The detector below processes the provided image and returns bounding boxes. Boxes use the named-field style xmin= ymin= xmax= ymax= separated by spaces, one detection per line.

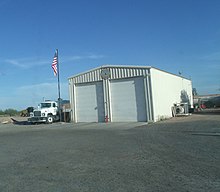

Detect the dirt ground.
xmin=0 ymin=116 xmax=27 ymax=123
xmin=0 ymin=109 xmax=219 ymax=192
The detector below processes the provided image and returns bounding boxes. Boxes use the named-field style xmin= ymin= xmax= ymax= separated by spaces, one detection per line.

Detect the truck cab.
xmin=28 ymin=101 xmax=59 ymax=123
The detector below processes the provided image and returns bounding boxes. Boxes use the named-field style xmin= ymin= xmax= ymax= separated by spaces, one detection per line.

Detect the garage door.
xmin=110 ymin=77 xmax=147 ymax=122
xmin=75 ymin=82 xmax=105 ymax=122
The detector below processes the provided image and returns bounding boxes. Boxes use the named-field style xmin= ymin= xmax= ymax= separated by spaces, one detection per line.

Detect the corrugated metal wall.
xmin=70 ymin=66 xmax=151 ymax=84
xmin=68 ymin=66 xmax=152 ymax=122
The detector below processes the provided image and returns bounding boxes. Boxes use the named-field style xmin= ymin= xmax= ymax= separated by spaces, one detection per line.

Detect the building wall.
xmin=68 ymin=66 xmax=193 ymax=123
xmin=69 ymin=66 xmax=152 ymax=122
xmin=150 ymin=68 xmax=193 ymax=121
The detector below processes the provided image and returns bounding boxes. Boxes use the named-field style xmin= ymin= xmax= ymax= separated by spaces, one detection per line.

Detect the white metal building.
xmin=68 ymin=65 xmax=193 ymax=123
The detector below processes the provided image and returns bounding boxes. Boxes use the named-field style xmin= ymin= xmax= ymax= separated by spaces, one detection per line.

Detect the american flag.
xmin=51 ymin=51 xmax=58 ymax=76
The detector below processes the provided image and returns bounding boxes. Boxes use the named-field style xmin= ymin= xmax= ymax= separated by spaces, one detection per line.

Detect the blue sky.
xmin=0 ymin=0 xmax=219 ymax=110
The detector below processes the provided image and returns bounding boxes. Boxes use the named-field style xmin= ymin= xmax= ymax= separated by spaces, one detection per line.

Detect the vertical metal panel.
xmin=120 ymin=68 xmax=123 ymax=78
xmin=147 ymin=72 xmax=154 ymax=121
xmin=102 ymin=79 xmax=107 ymax=121
xmin=132 ymin=69 xmax=136 ymax=76
xmin=87 ymin=73 xmax=90 ymax=82
xmin=68 ymin=79 xmax=74 ymax=122
xmin=128 ymin=68 xmax=132 ymax=77
xmin=102 ymin=79 xmax=111 ymax=122
xmin=122 ymin=68 xmax=124 ymax=78
xmin=143 ymin=69 xmax=147 ymax=77
xmin=86 ymin=73 xmax=89 ymax=82
xmin=115 ymin=68 xmax=119 ymax=79
xmin=88 ymin=72 xmax=91 ymax=82
xmin=130 ymin=69 xmax=133 ymax=76
xmin=94 ymin=70 xmax=97 ymax=81
xmin=110 ymin=68 xmax=113 ymax=79
xmin=143 ymin=77 xmax=149 ymax=122
xmin=124 ymin=68 xmax=128 ymax=77
xmin=118 ymin=69 xmax=121 ymax=78
xmin=106 ymin=79 xmax=112 ymax=122
xmin=92 ymin=71 xmax=95 ymax=82
xmin=143 ymin=71 xmax=154 ymax=122
xmin=139 ymin=69 xmax=142 ymax=76
xmin=73 ymin=83 xmax=77 ymax=122
xmin=113 ymin=68 xmax=116 ymax=79
xmin=90 ymin=71 xmax=93 ymax=82
xmin=96 ymin=69 xmax=100 ymax=81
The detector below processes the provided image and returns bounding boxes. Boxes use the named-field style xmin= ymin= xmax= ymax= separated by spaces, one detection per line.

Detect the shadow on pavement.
xmin=11 ymin=118 xmax=31 ymax=125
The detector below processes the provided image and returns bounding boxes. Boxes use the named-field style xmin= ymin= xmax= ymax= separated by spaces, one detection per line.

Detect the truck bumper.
xmin=28 ymin=117 xmax=47 ymax=123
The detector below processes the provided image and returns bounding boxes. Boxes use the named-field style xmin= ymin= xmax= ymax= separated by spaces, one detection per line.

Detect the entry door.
xmin=110 ymin=77 xmax=147 ymax=122
xmin=75 ymin=82 xmax=105 ymax=122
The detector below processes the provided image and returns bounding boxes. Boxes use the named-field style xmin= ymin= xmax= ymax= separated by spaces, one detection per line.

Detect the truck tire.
xmin=47 ymin=116 xmax=53 ymax=123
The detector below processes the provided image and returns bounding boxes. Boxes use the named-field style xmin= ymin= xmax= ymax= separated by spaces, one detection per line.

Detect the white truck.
xmin=28 ymin=101 xmax=60 ymax=123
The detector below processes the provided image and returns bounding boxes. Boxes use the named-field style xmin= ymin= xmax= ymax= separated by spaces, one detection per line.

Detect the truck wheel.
xmin=47 ymin=116 xmax=53 ymax=123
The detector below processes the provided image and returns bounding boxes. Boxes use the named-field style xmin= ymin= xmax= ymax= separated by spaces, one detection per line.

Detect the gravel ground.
xmin=0 ymin=111 xmax=219 ymax=192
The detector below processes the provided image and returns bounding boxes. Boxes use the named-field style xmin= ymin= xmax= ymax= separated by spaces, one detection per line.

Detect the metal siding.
xmin=75 ymin=82 xmax=105 ymax=122
xmin=102 ymin=79 xmax=111 ymax=122
xmin=124 ymin=68 xmax=127 ymax=77
xmin=133 ymin=69 xmax=137 ymax=76
xmin=150 ymin=68 xmax=193 ymax=121
xmin=110 ymin=77 xmax=147 ymax=122
xmin=87 ymin=73 xmax=89 ymax=82
xmin=92 ymin=71 xmax=95 ymax=82
xmin=128 ymin=69 xmax=131 ymax=77
xmin=69 ymin=67 xmax=151 ymax=84
xmin=73 ymin=83 xmax=77 ymax=122
xmin=68 ymin=79 xmax=74 ymax=122
xmin=115 ymin=68 xmax=119 ymax=79
xmin=110 ymin=68 xmax=114 ymax=79
xmin=118 ymin=69 xmax=121 ymax=78
xmin=68 ymin=65 xmax=193 ymax=123
xmin=121 ymin=68 xmax=125 ymax=78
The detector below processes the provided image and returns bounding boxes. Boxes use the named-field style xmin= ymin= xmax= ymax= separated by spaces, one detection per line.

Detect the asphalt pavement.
xmin=0 ymin=111 xmax=219 ymax=192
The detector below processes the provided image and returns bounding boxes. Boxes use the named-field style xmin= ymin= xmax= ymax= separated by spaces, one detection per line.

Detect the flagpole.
xmin=56 ymin=49 xmax=62 ymax=122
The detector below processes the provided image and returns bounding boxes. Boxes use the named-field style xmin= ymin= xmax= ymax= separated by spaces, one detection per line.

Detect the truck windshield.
xmin=41 ymin=103 xmax=51 ymax=108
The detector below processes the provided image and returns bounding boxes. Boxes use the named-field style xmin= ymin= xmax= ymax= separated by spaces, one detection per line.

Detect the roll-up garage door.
xmin=75 ymin=82 xmax=105 ymax=122
xmin=110 ymin=77 xmax=147 ymax=122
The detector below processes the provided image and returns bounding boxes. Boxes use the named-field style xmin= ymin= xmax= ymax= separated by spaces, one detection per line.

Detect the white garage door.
xmin=75 ymin=82 xmax=105 ymax=122
xmin=110 ymin=77 xmax=147 ymax=122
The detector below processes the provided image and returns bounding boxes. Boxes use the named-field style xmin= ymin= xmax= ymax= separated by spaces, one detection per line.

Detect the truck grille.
xmin=34 ymin=111 xmax=41 ymax=117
